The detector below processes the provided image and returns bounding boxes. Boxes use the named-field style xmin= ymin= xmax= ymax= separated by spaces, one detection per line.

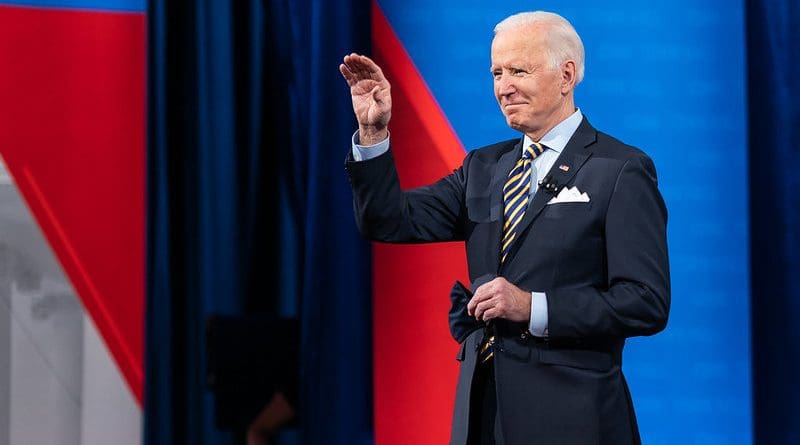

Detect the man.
xmin=340 ymin=10 xmax=669 ymax=445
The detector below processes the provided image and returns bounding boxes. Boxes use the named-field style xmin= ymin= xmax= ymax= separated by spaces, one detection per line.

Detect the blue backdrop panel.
xmin=0 ymin=0 xmax=144 ymax=12
xmin=378 ymin=1 xmax=751 ymax=443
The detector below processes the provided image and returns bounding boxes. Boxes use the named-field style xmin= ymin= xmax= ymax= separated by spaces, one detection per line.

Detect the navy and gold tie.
xmin=479 ymin=142 xmax=546 ymax=364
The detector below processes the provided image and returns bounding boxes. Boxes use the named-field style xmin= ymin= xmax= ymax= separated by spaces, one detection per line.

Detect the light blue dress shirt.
xmin=352 ymin=109 xmax=584 ymax=337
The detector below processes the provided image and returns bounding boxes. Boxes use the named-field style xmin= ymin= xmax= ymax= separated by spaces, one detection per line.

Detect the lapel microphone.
xmin=538 ymin=173 xmax=562 ymax=195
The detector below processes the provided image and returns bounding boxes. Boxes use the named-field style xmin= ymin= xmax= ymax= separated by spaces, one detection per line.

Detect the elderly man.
xmin=340 ymin=10 xmax=669 ymax=445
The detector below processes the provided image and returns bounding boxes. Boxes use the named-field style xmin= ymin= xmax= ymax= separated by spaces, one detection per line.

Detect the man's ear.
xmin=561 ymin=60 xmax=577 ymax=93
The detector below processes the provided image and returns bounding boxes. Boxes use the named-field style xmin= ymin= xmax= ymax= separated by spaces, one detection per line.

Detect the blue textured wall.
xmin=378 ymin=0 xmax=751 ymax=443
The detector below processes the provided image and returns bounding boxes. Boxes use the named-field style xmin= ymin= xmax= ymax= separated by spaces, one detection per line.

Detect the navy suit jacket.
xmin=346 ymin=117 xmax=670 ymax=445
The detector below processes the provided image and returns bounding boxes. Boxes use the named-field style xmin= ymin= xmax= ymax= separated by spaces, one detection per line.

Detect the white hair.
xmin=494 ymin=11 xmax=585 ymax=84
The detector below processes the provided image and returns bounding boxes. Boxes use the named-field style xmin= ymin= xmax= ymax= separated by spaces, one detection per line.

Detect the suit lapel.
xmin=503 ymin=118 xmax=598 ymax=266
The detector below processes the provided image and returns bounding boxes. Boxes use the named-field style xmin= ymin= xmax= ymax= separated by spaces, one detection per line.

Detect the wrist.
xmin=358 ymin=126 xmax=388 ymax=145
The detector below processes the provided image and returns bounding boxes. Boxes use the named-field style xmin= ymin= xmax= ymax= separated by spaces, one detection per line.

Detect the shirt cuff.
xmin=529 ymin=291 xmax=549 ymax=337
xmin=351 ymin=130 xmax=390 ymax=161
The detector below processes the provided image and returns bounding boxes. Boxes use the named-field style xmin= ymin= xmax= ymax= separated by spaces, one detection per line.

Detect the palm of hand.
xmin=340 ymin=54 xmax=392 ymax=135
xmin=350 ymin=78 xmax=391 ymax=128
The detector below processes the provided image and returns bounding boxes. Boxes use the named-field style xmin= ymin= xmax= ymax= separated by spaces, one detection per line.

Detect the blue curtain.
xmin=296 ymin=0 xmax=374 ymax=441
xmin=747 ymin=1 xmax=800 ymax=443
xmin=146 ymin=0 xmax=372 ymax=444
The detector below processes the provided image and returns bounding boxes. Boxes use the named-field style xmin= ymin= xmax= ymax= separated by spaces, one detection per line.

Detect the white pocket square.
xmin=547 ymin=186 xmax=590 ymax=204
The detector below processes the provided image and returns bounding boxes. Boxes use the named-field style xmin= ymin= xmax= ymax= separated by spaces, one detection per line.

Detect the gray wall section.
xmin=0 ymin=163 xmax=11 ymax=445
xmin=9 ymin=273 xmax=83 ymax=445
xmin=80 ymin=316 xmax=142 ymax=444
xmin=0 ymin=246 xmax=11 ymax=445
xmin=0 ymin=157 xmax=140 ymax=445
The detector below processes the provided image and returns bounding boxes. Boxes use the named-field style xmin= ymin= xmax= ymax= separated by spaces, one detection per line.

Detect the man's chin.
xmin=505 ymin=117 xmax=529 ymax=133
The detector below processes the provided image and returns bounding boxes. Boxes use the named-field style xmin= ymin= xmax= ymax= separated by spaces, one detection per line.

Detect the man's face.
xmin=490 ymin=25 xmax=570 ymax=137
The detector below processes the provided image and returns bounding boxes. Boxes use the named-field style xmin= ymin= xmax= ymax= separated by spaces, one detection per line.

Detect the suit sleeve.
xmin=345 ymin=147 xmax=468 ymax=243
xmin=546 ymin=154 xmax=671 ymax=338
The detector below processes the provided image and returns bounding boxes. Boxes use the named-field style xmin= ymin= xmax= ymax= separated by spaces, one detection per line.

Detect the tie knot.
xmin=523 ymin=142 xmax=546 ymax=160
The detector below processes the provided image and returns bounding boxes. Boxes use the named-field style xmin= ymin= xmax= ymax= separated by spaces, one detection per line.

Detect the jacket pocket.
xmin=543 ymin=201 xmax=593 ymax=219
xmin=537 ymin=347 xmax=612 ymax=372
xmin=466 ymin=195 xmax=497 ymax=222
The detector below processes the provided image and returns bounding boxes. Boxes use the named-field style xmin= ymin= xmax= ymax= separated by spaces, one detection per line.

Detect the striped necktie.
xmin=501 ymin=142 xmax=545 ymax=264
xmin=479 ymin=141 xmax=546 ymax=364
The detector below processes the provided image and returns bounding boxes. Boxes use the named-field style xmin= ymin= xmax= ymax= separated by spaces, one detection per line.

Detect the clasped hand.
xmin=467 ymin=277 xmax=531 ymax=323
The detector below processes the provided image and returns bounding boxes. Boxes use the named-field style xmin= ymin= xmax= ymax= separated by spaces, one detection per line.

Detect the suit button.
xmin=520 ymin=330 xmax=530 ymax=340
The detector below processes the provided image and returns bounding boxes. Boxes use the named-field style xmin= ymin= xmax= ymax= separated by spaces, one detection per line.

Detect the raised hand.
xmin=339 ymin=53 xmax=392 ymax=145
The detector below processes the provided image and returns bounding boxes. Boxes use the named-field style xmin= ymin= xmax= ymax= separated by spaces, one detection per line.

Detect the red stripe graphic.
xmin=0 ymin=6 xmax=145 ymax=403
xmin=371 ymin=2 xmax=470 ymax=443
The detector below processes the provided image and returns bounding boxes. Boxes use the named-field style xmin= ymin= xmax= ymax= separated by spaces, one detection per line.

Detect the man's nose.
xmin=496 ymin=76 xmax=516 ymax=96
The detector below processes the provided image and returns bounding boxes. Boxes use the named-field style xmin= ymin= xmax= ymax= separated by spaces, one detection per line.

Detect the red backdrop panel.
xmin=0 ymin=6 xmax=145 ymax=403
xmin=372 ymin=3 xmax=470 ymax=443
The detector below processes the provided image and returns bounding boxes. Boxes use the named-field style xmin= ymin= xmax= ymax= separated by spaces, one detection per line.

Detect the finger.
xmin=481 ymin=307 xmax=498 ymax=322
xmin=468 ymin=287 xmax=488 ymax=316
xmin=375 ymin=86 xmax=392 ymax=103
xmin=343 ymin=54 xmax=369 ymax=78
xmin=485 ymin=294 xmax=513 ymax=321
xmin=353 ymin=54 xmax=385 ymax=81
xmin=354 ymin=61 xmax=374 ymax=82
xmin=369 ymin=85 xmax=391 ymax=105
xmin=468 ymin=292 xmax=488 ymax=317
xmin=353 ymin=53 xmax=373 ymax=68
xmin=472 ymin=303 xmax=482 ymax=320
xmin=360 ymin=55 xmax=385 ymax=79
xmin=372 ymin=62 xmax=387 ymax=82
xmin=491 ymin=299 xmax=507 ymax=318
xmin=339 ymin=64 xmax=355 ymax=83
xmin=467 ymin=296 xmax=477 ymax=316
xmin=344 ymin=52 xmax=361 ymax=65
xmin=342 ymin=54 xmax=358 ymax=71
xmin=359 ymin=54 xmax=381 ymax=72
xmin=472 ymin=281 xmax=494 ymax=302
xmin=474 ymin=298 xmax=494 ymax=320
xmin=344 ymin=54 xmax=366 ymax=74
xmin=369 ymin=85 xmax=381 ymax=97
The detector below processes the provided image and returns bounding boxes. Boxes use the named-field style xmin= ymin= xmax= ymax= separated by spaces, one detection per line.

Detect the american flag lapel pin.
xmin=559 ymin=164 xmax=570 ymax=172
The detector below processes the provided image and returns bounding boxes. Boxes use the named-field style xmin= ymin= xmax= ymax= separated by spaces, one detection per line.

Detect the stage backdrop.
xmin=0 ymin=1 xmax=145 ymax=443
xmin=371 ymin=1 xmax=751 ymax=444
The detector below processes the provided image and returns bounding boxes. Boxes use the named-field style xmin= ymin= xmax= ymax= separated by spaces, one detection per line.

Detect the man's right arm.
xmin=345 ymin=143 xmax=468 ymax=244
xmin=342 ymin=53 xmax=468 ymax=244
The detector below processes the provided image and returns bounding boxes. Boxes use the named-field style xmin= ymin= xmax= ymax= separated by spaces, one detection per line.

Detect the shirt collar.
xmin=522 ymin=108 xmax=583 ymax=155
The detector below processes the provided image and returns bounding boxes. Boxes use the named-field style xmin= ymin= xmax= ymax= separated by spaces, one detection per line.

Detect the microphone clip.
xmin=538 ymin=174 xmax=562 ymax=195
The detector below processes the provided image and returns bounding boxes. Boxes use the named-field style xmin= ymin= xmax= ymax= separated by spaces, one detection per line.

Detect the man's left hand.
xmin=467 ymin=277 xmax=531 ymax=323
